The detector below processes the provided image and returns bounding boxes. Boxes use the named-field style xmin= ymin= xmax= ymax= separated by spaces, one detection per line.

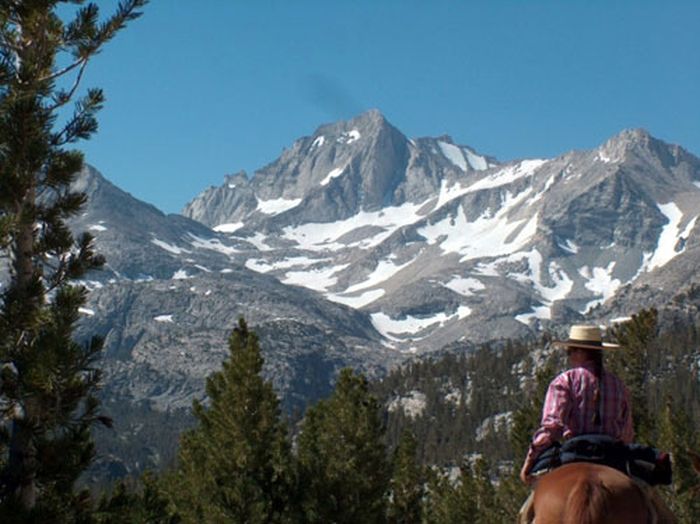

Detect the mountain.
xmin=182 ymin=111 xmax=700 ymax=352
xmin=70 ymin=166 xmax=395 ymax=416
xmin=58 ymin=111 xmax=700 ymax=479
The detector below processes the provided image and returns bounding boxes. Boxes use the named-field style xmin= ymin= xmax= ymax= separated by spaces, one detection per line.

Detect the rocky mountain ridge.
xmin=182 ymin=111 xmax=700 ymax=351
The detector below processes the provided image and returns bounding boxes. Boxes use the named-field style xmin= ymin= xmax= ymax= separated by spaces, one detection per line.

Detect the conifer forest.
xmin=1 ymin=2 xmax=699 ymax=523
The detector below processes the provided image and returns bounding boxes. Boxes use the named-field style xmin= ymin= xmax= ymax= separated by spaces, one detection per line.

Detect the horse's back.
xmin=532 ymin=462 xmax=651 ymax=524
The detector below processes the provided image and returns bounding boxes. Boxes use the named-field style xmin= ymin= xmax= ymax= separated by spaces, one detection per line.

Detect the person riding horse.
xmin=517 ymin=324 xmax=675 ymax=523
xmin=519 ymin=324 xmax=632 ymax=484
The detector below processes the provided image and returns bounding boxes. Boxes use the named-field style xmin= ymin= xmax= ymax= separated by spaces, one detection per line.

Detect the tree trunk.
xmin=6 ymin=196 xmax=39 ymax=510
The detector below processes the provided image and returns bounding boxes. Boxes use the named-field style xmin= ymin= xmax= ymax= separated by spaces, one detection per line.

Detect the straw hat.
xmin=553 ymin=324 xmax=620 ymax=350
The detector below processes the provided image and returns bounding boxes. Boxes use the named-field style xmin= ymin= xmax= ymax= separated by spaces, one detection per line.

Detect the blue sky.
xmin=77 ymin=1 xmax=700 ymax=214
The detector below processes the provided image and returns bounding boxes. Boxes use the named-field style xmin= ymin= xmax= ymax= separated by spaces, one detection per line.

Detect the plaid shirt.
xmin=525 ymin=362 xmax=634 ymax=465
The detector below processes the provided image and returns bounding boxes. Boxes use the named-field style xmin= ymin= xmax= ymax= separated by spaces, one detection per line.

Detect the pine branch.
xmin=43 ymin=1 xmax=147 ymax=109
xmin=46 ymin=57 xmax=88 ymax=111
xmin=51 ymin=88 xmax=104 ymax=145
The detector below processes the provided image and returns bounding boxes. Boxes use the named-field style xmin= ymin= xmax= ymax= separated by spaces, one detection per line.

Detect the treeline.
xmin=372 ymin=308 xmax=700 ymax=521
xmin=372 ymin=308 xmax=700 ymax=469
xmin=83 ymin=309 xmax=700 ymax=523
xmin=371 ymin=337 xmax=542 ymax=466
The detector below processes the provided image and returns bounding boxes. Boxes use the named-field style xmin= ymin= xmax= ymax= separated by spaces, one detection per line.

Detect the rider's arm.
xmin=523 ymin=374 xmax=572 ymax=470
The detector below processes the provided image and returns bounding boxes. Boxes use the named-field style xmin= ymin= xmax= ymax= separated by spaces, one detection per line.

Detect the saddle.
xmin=530 ymin=434 xmax=672 ymax=486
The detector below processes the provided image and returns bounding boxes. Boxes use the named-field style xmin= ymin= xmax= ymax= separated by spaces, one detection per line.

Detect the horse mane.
xmin=563 ymin=470 xmax=609 ymax=524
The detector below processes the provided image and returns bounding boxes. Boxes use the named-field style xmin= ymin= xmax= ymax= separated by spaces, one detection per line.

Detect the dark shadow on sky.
xmin=305 ymin=73 xmax=364 ymax=121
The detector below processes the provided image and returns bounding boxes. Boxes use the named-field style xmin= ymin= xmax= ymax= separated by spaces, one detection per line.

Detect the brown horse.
xmin=527 ymin=462 xmax=669 ymax=524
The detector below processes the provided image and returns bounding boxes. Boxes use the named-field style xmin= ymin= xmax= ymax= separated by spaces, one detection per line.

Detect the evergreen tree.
xmin=471 ymin=457 xmax=499 ymax=523
xmin=497 ymin=352 xmax=558 ymax=521
xmin=0 ymin=1 xmax=146 ymax=517
xmin=608 ymin=308 xmax=659 ymax=443
xmin=658 ymin=398 xmax=700 ymax=521
xmin=164 ymin=318 xmax=297 ymax=523
xmin=422 ymin=463 xmax=477 ymax=524
xmin=387 ymin=430 xmax=423 ymax=524
xmin=297 ymin=368 xmax=389 ymax=524
xmin=94 ymin=473 xmax=178 ymax=524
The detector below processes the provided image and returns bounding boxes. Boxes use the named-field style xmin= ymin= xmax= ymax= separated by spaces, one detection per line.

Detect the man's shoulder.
xmin=552 ymin=368 xmax=579 ymax=385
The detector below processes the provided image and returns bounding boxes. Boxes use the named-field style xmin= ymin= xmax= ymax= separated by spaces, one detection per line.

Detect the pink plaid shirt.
xmin=525 ymin=362 xmax=634 ymax=465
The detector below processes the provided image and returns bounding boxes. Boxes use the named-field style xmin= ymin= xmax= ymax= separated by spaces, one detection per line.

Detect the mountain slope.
xmin=70 ymin=166 xmax=393 ymax=414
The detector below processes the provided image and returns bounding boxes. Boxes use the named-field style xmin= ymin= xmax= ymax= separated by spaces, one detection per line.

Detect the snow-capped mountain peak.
xmin=179 ymin=113 xmax=700 ymax=352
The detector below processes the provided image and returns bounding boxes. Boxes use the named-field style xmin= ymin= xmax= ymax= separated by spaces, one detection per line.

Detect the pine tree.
xmin=608 ymin=308 xmax=659 ymax=444
xmin=658 ymin=398 xmax=700 ymax=521
xmin=164 ymin=318 xmax=297 ymax=523
xmin=94 ymin=473 xmax=178 ymax=524
xmin=387 ymin=430 xmax=423 ymax=524
xmin=297 ymin=368 xmax=389 ymax=524
xmin=0 ymin=1 xmax=146 ymax=517
xmin=422 ymin=463 xmax=477 ymax=524
xmin=497 ymin=351 xmax=559 ymax=521
xmin=472 ymin=457 xmax=499 ymax=523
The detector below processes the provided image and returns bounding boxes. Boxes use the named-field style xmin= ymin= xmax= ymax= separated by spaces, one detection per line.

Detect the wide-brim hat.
xmin=552 ymin=324 xmax=620 ymax=350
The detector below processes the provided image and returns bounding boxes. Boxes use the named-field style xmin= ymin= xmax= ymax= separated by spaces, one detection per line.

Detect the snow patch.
xmin=320 ymin=167 xmax=345 ymax=186
xmin=154 ymin=315 xmax=174 ymax=323
xmin=257 ymin=196 xmax=302 ymax=215
xmin=76 ymin=279 xmax=104 ymax=291
xmin=213 ymin=222 xmax=244 ymax=233
xmin=338 ymin=129 xmax=361 ymax=144
xmin=371 ymin=306 xmax=471 ymax=341
xmin=172 ymin=270 xmax=192 ymax=280
xmin=598 ymin=152 xmax=613 ymax=164
xmin=281 ymin=264 xmax=350 ymax=292
xmin=78 ymin=307 xmax=95 ymax=316
xmin=311 ymin=135 xmax=326 ymax=148
xmin=442 ymin=276 xmax=485 ymax=297
xmin=151 ymin=238 xmax=191 ymax=255
xmin=433 ymin=159 xmax=546 ymax=211
xmin=579 ymin=262 xmax=621 ymax=312
xmin=346 ymin=129 xmax=361 ymax=143
xmin=188 ymin=234 xmax=238 ymax=256
xmin=419 ymin=191 xmax=538 ymax=262
xmin=515 ymin=306 xmax=552 ymax=325
xmin=646 ymin=203 xmax=696 ymax=271
xmin=245 ymin=256 xmax=326 ymax=273
xmin=558 ymin=239 xmax=579 ymax=254
xmin=89 ymin=224 xmax=107 ymax=232
xmin=282 ymin=201 xmax=427 ymax=252
xmin=694 ymin=181 xmax=700 ymax=190
xmin=484 ymin=250 xmax=573 ymax=325
xmin=243 ymin=232 xmax=273 ymax=251
xmin=438 ymin=141 xmax=467 ymax=171
xmin=463 ymin=147 xmax=489 ymax=171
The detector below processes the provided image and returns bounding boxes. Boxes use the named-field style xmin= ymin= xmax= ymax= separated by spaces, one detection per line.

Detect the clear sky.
xmin=76 ymin=1 xmax=700 ymax=214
